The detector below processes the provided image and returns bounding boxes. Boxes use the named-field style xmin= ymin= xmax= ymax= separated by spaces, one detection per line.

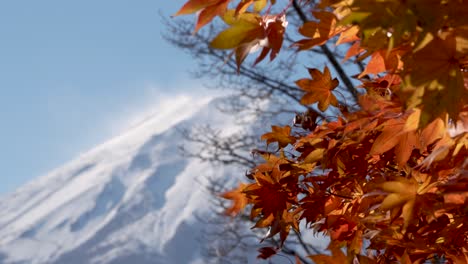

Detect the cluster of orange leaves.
xmin=175 ymin=0 xmax=468 ymax=262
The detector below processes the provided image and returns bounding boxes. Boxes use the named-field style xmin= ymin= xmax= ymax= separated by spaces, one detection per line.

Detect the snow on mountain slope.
xmin=0 ymin=95 xmax=249 ymax=264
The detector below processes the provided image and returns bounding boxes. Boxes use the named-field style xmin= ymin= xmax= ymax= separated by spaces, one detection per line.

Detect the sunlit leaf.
xmin=296 ymin=66 xmax=339 ymax=111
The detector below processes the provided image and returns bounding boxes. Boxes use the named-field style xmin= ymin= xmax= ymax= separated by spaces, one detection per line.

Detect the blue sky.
xmin=0 ymin=0 xmax=204 ymax=194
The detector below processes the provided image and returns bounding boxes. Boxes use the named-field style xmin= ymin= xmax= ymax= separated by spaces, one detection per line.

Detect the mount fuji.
xmin=0 ymin=95 xmax=255 ymax=264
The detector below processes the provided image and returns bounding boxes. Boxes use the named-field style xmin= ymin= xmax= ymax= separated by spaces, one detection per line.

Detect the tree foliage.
xmin=174 ymin=0 xmax=468 ymax=262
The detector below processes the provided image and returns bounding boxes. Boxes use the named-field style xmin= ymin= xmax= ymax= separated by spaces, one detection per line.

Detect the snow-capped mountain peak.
xmin=0 ymin=95 xmax=243 ymax=264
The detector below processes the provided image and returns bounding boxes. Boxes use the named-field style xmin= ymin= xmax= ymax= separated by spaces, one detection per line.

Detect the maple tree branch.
xmin=293 ymin=229 xmax=320 ymax=255
xmin=230 ymin=60 xmax=332 ymax=121
xmin=212 ymin=50 xmax=331 ymax=122
xmin=280 ymin=246 xmax=313 ymax=264
xmin=226 ymin=58 xmax=303 ymax=101
xmin=291 ymin=0 xmax=359 ymax=102
xmin=163 ymin=16 xmax=331 ymax=122
xmin=178 ymin=126 xmax=258 ymax=168
xmin=271 ymin=236 xmax=315 ymax=264
xmin=355 ymin=56 xmax=366 ymax=72
xmin=185 ymin=23 xmax=304 ymax=96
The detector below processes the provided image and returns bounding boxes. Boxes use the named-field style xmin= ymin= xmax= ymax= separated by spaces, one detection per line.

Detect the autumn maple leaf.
xmin=296 ymin=66 xmax=339 ymax=111
xmin=174 ymin=0 xmax=229 ymax=32
xmin=210 ymin=10 xmax=287 ymax=70
xmin=378 ymin=179 xmax=418 ymax=232
xmin=261 ymin=125 xmax=295 ymax=148
xmin=221 ymin=183 xmax=250 ymax=216
xmin=402 ymin=32 xmax=468 ymax=126
xmin=370 ymin=117 xmax=420 ymax=167
xmin=210 ymin=10 xmax=264 ymax=49
xmin=377 ymin=173 xmax=437 ymax=232
xmin=358 ymin=49 xmax=404 ymax=78
xmin=294 ymin=11 xmax=342 ymax=50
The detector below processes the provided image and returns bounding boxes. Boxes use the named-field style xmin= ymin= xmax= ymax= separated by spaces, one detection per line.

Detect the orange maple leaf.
xmin=343 ymin=41 xmax=364 ymax=61
xmin=261 ymin=125 xmax=295 ymax=148
xmin=370 ymin=117 xmax=419 ymax=167
xmin=221 ymin=183 xmax=250 ymax=216
xmin=336 ymin=25 xmax=359 ymax=45
xmin=242 ymin=176 xmax=298 ymax=244
xmin=294 ymin=11 xmax=342 ymax=50
xmin=174 ymin=0 xmax=229 ymax=32
xmin=358 ymin=49 xmax=404 ymax=78
xmin=296 ymin=66 xmax=339 ymax=111
xmin=252 ymin=15 xmax=286 ymax=66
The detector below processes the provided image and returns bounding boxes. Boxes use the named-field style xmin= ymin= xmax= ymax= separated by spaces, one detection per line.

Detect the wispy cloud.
xmin=104 ymin=80 xmax=217 ymax=137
